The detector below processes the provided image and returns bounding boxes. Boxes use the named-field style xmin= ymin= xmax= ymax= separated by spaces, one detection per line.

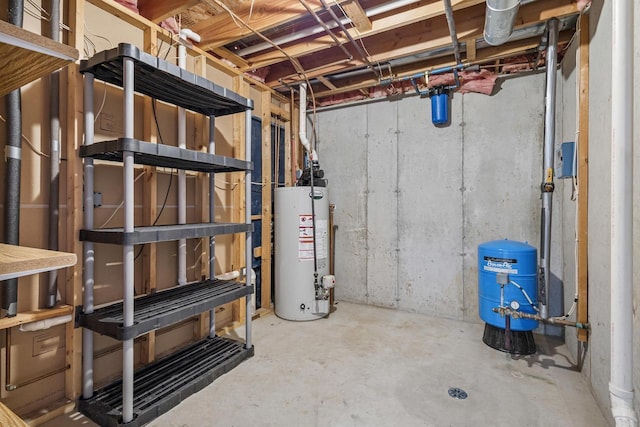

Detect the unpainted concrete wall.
xmin=558 ymin=3 xmax=640 ymax=425
xmin=317 ymin=72 xmax=566 ymax=325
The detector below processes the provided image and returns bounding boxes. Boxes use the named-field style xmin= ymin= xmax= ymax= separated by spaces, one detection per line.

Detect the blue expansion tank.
xmin=478 ymin=239 xmax=538 ymax=331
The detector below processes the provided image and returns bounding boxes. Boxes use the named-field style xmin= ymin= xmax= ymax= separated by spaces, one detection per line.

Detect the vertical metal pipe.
xmin=122 ymin=57 xmax=135 ymax=424
xmin=245 ymin=109 xmax=252 ymax=349
xmin=538 ymin=18 xmax=559 ymax=320
xmin=82 ymin=73 xmax=95 ymax=399
xmin=177 ymin=44 xmax=187 ymax=286
xmin=610 ymin=0 xmax=637 ymax=424
xmin=442 ymin=0 xmax=462 ymax=65
xmin=209 ymin=115 xmax=216 ymax=338
xmin=46 ymin=0 xmax=61 ymax=308
xmin=2 ymin=0 xmax=25 ymax=318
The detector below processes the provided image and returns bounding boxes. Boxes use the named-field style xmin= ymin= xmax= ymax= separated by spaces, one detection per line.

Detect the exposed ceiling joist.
xmin=311 ymin=30 xmax=573 ymax=99
xmin=195 ymin=0 xmax=348 ymax=51
xmin=341 ymin=0 xmax=372 ymax=32
xmin=138 ymin=0 xmax=200 ymax=22
xmin=264 ymin=0 xmax=578 ymax=85
xmin=242 ymin=0 xmax=486 ymax=71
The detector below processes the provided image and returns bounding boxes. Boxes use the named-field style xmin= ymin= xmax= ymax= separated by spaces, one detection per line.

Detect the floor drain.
xmin=448 ymin=387 xmax=468 ymax=400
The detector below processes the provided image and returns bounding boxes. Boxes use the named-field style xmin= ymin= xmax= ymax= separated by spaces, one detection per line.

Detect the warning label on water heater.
xmin=298 ymin=215 xmax=328 ymax=261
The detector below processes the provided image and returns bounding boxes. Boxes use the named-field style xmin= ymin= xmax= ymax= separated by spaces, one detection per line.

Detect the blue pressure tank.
xmin=430 ymin=88 xmax=449 ymax=125
xmin=478 ymin=239 xmax=538 ymax=331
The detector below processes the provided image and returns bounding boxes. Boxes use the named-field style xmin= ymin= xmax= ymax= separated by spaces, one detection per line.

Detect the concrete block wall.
xmin=317 ymin=72 xmax=566 ymax=324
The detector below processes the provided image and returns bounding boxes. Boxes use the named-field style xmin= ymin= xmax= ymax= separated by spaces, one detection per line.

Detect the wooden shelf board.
xmin=0 ymin=20 xmax=78 ymax=97
xmin=0 ymin=401 xmax=28 ymax=427
xmin=0 ymin=305 xmax=73 ymax=331
xmin=0 ymin=244 xmax=77 ymax=281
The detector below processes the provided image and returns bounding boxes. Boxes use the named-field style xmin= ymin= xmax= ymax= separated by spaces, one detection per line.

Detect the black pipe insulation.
xmin=2 ymin=0 xmax=24 ymax=317
xmin=46 ymin=0 xmax=61 ymax=308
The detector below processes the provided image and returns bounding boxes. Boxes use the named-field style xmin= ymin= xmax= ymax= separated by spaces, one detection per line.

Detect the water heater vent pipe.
xmin=298 ymin=83 xmax=318 ymax=162
xmin=483 ymin=0 xmax=521 ymax=46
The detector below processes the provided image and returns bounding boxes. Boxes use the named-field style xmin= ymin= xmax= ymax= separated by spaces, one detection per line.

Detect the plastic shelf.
xmin=79 ymin=43 xmax=253 ymax=116
xmin=81 ymin=139 xmax=252 ymax=172
xmin=80 ymin=222 xmax=252 ymax=245
xmin=80 ymin=279 xmax=252 ymax=340
xmin=79 ymin=336 xmax=254 ymax=427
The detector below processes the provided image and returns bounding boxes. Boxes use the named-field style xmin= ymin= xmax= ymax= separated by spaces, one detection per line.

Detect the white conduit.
xmin=177 ymin=43 xmax=187 ymax=286
xmin=610 ymin=0 xmax=637 ymax=425
xmin=298 ymin=83 xmax=318 ymax=162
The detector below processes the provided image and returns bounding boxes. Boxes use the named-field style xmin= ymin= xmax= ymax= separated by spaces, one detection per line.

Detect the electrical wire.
xmin=509 ymin=280 xmax=539 ymax=312
xmin=97 ymin=170 xmax=147 ymax=228
xmin=0 ymin=115 xmax=49 ymax=158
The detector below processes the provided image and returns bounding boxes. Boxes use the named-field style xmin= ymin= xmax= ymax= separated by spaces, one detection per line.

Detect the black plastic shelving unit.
xmin=80 ymin=139 xmax=252 ymax=172
xmin=79 ymin=336 xmax=254 ymax=427
xmin=80 ymin=279 xmax=253 ymax=340
xmin=80 ymin=42 xmax=254 ymax=427
xmin=79 ymin=43 xmax=252 ymax=116
xmin=80 ymin=222 xmax=252 ymax=245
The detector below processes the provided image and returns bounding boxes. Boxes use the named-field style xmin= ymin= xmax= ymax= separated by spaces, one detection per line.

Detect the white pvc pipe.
xmin=245 ymin=109 xmax=253 ymax=349
xmin=122 ymin=57 xmax=135 ymax=424
xmin=82 ymin=72 xmax=95 ymax=400
xmin=20 ymin=314 xmax=73 ymax=332
xmin=299 ymin=83 xmax=318 ymax=162
xmin=610 ymin=0 xmax=637 ymax=425
xmin=178 ymin=43 xmax=187 ymax=287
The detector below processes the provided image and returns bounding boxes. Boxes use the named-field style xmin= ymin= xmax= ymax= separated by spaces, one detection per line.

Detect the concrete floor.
xmin=47 ymin=302 xmax=608 ymax=427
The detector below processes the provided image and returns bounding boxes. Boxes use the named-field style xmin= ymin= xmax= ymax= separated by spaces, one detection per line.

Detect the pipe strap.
xmin=5 ymin=146 xmax=21 ymax=161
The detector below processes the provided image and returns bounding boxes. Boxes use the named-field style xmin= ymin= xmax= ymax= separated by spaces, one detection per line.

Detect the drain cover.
xmin=448 ymin=387 xmax=468 ymax=399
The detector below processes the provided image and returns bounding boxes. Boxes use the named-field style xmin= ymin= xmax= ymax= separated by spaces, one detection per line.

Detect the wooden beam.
xmin=317 ymin=76 xmax=337 ymax=90
xmin=212 ymin=46 xmax=250 ymax=69
xmin=311 ymin=32 xmax=572 ymax=99
xmin=140 ymin=28 xmax=158 ymax=365
xmin=261 ymin=90 xmax=272 ymax=311
xmin=196 ymin=0 xmax=347 ymax=51
xmin=465 ymin=38 xmax=476 ymax=61
xmin=342 ymin=0 xmax=372 ymax=32
xmin=64 ymin=0 xmax=85 ymax=400
xmin=260 ymin=0 xmax=578 ymax=83
xmin=271 ymin=104 xmax=290 ymax=121
xmin=138 ymin=0 xmax=199 ymax=22
xmin=243 ymin=0 xmax=486 ymax=71
xmin=577 ymin=13 xmax=589 ymax=342
xmin=231 ymin=76 xmax=249 ymax=325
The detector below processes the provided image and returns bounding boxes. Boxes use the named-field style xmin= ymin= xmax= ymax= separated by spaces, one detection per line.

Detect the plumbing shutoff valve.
xmin=322 ymin=275 xmax=335 ymax=290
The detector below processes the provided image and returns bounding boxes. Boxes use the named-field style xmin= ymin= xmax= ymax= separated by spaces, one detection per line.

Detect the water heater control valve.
xmin=322 ymin=275 xmax=335 ymax=289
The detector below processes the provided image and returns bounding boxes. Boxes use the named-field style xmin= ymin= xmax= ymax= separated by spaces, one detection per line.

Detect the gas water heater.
xmin=274 ymin=186 xmax=333 ymax=321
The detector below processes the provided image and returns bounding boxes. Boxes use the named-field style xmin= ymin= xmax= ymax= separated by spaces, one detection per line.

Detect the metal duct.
xmin=538 ymin=18 xmax=559 ymax=320
xmin=483 ymin=0 xmax=521 ymax=46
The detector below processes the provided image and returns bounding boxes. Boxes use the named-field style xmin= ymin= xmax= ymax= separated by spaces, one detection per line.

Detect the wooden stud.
xmin=231 ymin=76 xmax=249 ymax=325
xmin=577 ymin=13 xmax=589 ymax=342
xmin=465 ymin=38 xmax=476 ymax=61
xmin=64 ymin=0 xmax=85 ymax=400
xmin=140 ymin=28 xmax=159 ymax=365
xmin=261 ymin=90 xmax=273 ymax=310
